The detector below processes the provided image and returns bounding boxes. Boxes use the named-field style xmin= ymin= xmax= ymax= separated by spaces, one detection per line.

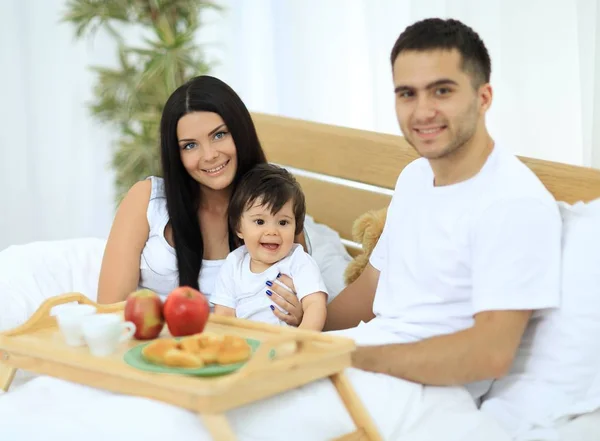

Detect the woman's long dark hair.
xmin=159 ymin=76 xmax=267 ymax=290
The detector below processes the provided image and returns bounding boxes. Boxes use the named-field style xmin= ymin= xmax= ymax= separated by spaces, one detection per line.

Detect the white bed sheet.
xmin=558 ymin=411 xmax=600 ymax=441
xmin=1 ymin=376 xmax=598 ymax=441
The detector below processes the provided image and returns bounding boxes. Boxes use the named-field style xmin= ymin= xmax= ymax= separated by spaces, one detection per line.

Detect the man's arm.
xmin=352 ymin=309 xmax=532 ymax=385
xmin=323 ymin=263 xmax=379 ymax=331
xmin=352 ymin=197 xmax=561 ymax=385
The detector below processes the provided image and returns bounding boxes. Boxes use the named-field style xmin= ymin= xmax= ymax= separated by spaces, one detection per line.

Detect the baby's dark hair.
xmin=229 ymin=163 xmax=306 ymax=236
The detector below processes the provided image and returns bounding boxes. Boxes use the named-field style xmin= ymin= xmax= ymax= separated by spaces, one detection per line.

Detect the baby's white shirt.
xmin=211 ymin=244 xmax=328 ymax=326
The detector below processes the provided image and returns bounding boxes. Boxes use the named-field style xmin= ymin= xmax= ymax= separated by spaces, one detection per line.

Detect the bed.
xmin=1 ymin=112 xmax=600 ymax=441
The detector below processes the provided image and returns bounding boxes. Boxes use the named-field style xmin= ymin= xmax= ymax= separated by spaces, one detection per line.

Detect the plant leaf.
xmin=63 ymin=0 xmax=225 ymax=203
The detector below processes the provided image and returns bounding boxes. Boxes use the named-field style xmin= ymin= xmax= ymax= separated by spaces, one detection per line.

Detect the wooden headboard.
xmin=252 ymin=112 xmax=600 ymax=254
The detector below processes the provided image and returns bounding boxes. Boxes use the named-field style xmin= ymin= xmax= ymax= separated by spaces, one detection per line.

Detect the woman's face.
xmin=177 ymin=111 xmax=238 ymax=192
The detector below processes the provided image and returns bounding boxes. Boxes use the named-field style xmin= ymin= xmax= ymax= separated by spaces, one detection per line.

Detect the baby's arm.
xmin=298 ymin=291 xmax=327 ymax=331
xmin=288 ymin=248 xmax=329 ymax=331
xmin=214 ymin=305 xmax=236 ymax=317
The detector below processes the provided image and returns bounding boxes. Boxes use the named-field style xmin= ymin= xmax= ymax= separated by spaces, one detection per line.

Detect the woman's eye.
xmin=214 ymin=131 xmax=228 ymax=140
xmin=182 ymin=142 xmax=196 ymax=150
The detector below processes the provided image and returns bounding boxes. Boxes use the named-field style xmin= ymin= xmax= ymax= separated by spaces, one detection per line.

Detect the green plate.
xmin=123 ymin=338 xmax=261 ymax=377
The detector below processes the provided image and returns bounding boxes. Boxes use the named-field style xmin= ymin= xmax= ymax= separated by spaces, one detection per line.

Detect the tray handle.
xmin=237 ymin=332 xmax=333 ymax=378
xmin=1 ymin=292 xmax=125 ymax=337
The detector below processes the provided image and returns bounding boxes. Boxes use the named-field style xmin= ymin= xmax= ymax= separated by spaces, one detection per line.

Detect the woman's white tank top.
xmin=138 ymin=176 xmax=224 ymax=300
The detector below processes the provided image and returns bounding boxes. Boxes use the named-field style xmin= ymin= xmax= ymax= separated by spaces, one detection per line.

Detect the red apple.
xmin=163 ymin=286 xmax=210 ymax=337
xmin=124 ymin=289 xmax=165 ymax=340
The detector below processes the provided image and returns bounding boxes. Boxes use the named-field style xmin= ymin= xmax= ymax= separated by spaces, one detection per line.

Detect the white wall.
xmin=0 ymin=0 xmax=598 ymax=252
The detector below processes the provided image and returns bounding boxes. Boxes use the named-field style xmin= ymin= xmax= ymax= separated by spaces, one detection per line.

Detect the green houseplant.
xmin=63 ymin=0 xmax=221 ymax=202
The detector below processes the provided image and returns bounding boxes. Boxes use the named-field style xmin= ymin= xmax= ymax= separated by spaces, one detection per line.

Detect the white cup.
xmin=81 ymin=314 xmax=136 ymax=357
xmin=55 ymin=304 xmax=98 ymax=346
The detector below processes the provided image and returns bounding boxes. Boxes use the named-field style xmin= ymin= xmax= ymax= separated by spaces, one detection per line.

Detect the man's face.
xmin=392 ymin=49 xmax=489 ymax=160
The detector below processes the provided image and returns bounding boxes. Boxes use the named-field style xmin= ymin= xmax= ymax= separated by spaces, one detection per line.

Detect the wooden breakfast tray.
xmin=0 ymin=293 xmax=382 ymax=441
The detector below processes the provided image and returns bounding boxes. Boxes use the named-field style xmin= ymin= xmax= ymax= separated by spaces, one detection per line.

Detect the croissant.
xmin=141 ymin=333 xmax=251 ymax=369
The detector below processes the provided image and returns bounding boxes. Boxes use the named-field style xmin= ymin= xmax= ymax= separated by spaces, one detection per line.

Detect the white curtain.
xmin=0 ymin=0 xmax=599 ymax=251
xmin=0 ymin=0 xmax=117 ymax=251
xmin=205 ymin=0 xmax=600 ymax=168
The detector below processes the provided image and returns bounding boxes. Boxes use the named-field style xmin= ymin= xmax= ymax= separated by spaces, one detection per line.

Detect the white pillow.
xmin=0 ymin=238 xmax=106 ymax=391
xmin=480 ymin=198 xmax=600 ymax=440
xmin=304 ymin=214 xmax=353 ymax=302
xmin=0 ymin=237 xmax=106 ymax=328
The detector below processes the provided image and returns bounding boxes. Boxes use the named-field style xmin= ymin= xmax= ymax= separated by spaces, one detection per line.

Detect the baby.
xmin=211 ymin=163 xmax=328 ymax=331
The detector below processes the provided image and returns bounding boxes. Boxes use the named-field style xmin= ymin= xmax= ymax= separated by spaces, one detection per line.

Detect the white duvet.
xmin=0 ymin=321 xmax=511 ymax=441
xmin=0 ymin=229 xmax=595 ymax=441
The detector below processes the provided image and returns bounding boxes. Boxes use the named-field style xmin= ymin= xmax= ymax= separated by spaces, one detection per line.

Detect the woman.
xmin=97 ymin=75 xmax=304 ymax=325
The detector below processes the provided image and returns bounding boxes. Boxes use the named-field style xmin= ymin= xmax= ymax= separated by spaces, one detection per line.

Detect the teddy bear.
xmin=344 ymin=207 xmax=388 ymax=285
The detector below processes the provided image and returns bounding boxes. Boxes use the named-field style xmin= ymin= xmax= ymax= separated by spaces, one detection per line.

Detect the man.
xmin=325 ymin=17 xmax=562 ymax=401
xmin=0 ymin=18 xmax=561 ymax=441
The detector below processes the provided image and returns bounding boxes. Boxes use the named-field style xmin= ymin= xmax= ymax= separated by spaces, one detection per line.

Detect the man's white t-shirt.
xmin=368 ymin=145 xmax=562 ymax=400
xmin=211 ymin=244 xmax=329 ymax=326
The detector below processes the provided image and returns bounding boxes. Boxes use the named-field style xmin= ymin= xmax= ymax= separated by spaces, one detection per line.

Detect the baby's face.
xmin=237 ymin=199 xmax=296 ymax=272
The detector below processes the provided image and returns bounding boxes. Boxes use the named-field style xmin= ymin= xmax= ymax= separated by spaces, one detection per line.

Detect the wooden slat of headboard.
xmin=253 ymin=112 xmax=414 ymax=190
xmin=294 ymin=176 xmax=391 ymax=242
xmin=253 ymin=112 xmax=600 ymax=204
xmin=524 ymin=160 xmax=600 ymax=204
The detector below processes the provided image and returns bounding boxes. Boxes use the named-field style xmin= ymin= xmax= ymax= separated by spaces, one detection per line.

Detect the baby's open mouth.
xmin=261 ymin=243 xmax=280 ymax=251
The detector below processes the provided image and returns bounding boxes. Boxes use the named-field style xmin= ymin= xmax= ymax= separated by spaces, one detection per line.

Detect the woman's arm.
xmin=97 ymin=180 xmax=152 ymax=304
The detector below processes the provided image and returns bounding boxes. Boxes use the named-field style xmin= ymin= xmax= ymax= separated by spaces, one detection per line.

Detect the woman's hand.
xmin=266 ymin=274 xmax=304 ymax=326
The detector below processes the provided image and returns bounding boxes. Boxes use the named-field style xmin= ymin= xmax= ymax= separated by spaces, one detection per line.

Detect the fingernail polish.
xmin=270 ymin=305 xmax=275 ymax=310
xmin=266 ymin=290 xmax=272 ymax=296
xmin=266 ymin=280 xmax=273 ymax=286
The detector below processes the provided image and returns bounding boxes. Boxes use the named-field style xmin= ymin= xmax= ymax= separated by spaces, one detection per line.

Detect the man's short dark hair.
xmin=390 ymin=18 xmax=491 ymax=88
xmin=229 ymin=163 xmax=306 ymax=236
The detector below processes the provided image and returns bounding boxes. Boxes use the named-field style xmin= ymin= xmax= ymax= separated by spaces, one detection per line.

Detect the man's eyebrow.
xmin=394 ymin=78 xmax=459 ymax=94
